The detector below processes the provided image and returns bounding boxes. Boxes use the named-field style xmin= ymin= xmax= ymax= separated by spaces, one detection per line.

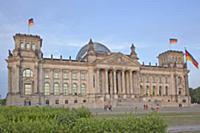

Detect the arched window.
xmin=63 ymin=83 xmax=69 ymax=95
xmin=165 ymin=86 xmax=168 ymax=96
xmin=44 ymin=83 xmax=50 ymax=95
xmin=23 ymin=69 xmax=33 ymax=77
xmin=80 ymin=84 xmax=86 ymax=95
xmin=54 ymin=83 xmax=60 ymax=95
xmin=72 ymin=83 xmax=77 ymax=95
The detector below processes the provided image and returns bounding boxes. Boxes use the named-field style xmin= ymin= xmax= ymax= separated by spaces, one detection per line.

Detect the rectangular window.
xmin=63 ymin=72 xmax=69 ymax=79
xmin=72 ymin=72 xmax=77 ymax=80
xmin=55 ymin=100 xmax=59 ymax=104
xmin=54 ymin=72 xmax=59 ymax=79
xmin=81 ymin=73 xmax=86 ymax=80
xmin=32 ymin=44 xmax=36 ymax=50
xmin=24 ymin=84 xmax=32 ymax=95
xmin=44 ymin=71 xmax=49 ymax=79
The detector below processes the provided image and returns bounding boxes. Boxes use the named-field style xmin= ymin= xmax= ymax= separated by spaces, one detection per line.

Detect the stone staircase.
xmin=115 ymin=98 xmax=157 ymax=109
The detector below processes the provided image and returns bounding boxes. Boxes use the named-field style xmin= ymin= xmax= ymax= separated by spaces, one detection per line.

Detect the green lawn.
xmin=95 ymin=112 xmax=200 ymax=127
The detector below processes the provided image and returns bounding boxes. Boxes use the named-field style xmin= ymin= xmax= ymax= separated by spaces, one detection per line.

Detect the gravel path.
xmin=167 ymin=125 xmax=200 ymax=133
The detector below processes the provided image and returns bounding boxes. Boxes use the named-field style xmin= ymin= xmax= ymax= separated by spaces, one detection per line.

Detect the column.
xmin=8 ymin=67 xmax=12 ymax=93
xmin=105 ymin=69 xmax=108 ymax=94
xmin=122 ymin=70 xmax=125 ymax=94
xmin=117 ymin=71 xmax=121 ymax=94
xmin=113 ymin=70 xmax=117 ymax=94
xmin=96 ymin=69 xmax=99 ymax=93
xmin=126 ymin=71 xmax=130 ymax=94
xmin=130 ymin=70 xmax=133 ymax=94
xmin=109 ymin=70 xmax=113 ymax=95
xmin=69 ymin=70 xmax=72 ymax=94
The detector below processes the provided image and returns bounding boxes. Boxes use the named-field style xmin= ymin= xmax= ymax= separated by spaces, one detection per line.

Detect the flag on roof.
xmin=169 ymin=38 xmax=178 ymax=44
xmin=185 ymin=49 xmax=199 ymax=69
xmin=28 ymin=18 xmax=34 ymax=27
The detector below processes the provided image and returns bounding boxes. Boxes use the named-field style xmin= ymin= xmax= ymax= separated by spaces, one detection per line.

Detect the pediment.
xmin=95 ymin=52 xmax=140 ymax=66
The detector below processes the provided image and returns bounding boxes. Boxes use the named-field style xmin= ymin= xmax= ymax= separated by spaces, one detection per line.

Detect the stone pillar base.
xmin=106 ymin=94 xmax=110 ymax=99
xmin=131 ymin=95 xmax=135 ymax=98
xmin=114 ymin=95 xmax=118 ymax=99
xmin=123 ymin=95 xmax=127 ymax=99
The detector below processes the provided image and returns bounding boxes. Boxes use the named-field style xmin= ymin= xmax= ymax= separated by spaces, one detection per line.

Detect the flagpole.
xmin=28 ymin=25 xmax=30 ymax=34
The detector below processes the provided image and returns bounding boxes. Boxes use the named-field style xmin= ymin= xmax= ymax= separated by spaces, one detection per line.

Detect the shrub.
xmin=0 ymin=107 xmax=167 ymax=133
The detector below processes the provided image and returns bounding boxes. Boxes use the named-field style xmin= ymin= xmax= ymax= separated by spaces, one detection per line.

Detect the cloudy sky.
xmin=0 ymin=0 xmax=200 ymax=98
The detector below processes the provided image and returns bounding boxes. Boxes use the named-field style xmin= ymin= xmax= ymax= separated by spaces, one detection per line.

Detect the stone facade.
xmin=6 ymin=33 xmax=191 ymax=108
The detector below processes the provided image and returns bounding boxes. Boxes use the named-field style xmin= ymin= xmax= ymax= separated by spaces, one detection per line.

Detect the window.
xmin=63 ymin=83 xmax=69 ymax=95
xmin=26 ymin=43 xmax=31 ymax=49
xmin=24 ymin=84 xmax=32 ymax=95
xmin=46 ymin=100 xmax=49 ymax=105
xmin=152 ymin=86 xmax=156 ymax=96
xmin=24 ymin=100 xmax=31 ymax=106
xmin=72 ymin=83 xmax=77 ymax=95
xmin=63 ymin=72 xmax=69 ymax=79
xmin=83 ymin=100 xmax=86 ymax=103
xmin=44 ymin=71 xmax=49 ymax=79
xmin=165 ymin=77 xmax=168 ymax=83
xmin=44 ymin=83 xmax=50 ymax=95
xmin=81 ymin=73 xmax=86 ymax=80
xmin=146 ymin=76 xmax=149 ymax=83
xmin=55 ymin=100 xmax=59 ymax=104
xmin=54 ymin=83 xmax=60 ymax=95
xmin=72 ymin=72 xmax=77 ymax=80
xmin=182 ymin=99 xmax=186 ymax=103
xmin=140 ymin=85 xmax=144 ymax=95
xmin=152 ymin=76 xmax=155 ymax=83
xmin=23 ymin=69 xmax=33 ymax=77
xmin=65 ymin=100 xmax=68 ymax=104
xmin=32 ymin=44 xmax=36 ymax=50
xmin=159 ymin=77 xmax=162 ymax=83
xmin=80 ymin=84 xmax=86 ymax=95
xmin=165 ymin=86 xmax=168 ymax=96
xmin=178 ymin=76 xmax=182 ymax=85
xmin=54 ymin=72 xmax=59 ymax=79
xmin=20 ymin=42 xmax=25 ymax=49
xmin=74 ymin=100 xmax=78 ymax=103
xmin=159 ymin=86 xmax=162 ymax=96
xmin=178 ymin=88 xmax=182 ymax=95
xmin=146 ymin=85 xmax=149 ymax=96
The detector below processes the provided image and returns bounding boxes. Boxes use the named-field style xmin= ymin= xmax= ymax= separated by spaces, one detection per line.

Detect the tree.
xmin=0 ymin=99 xmax=6 ymax=106
xmin=190 ymin=87 xmax=200 ymax=104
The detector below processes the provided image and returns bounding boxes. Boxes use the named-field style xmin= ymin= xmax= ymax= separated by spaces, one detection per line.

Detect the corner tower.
xmin=6 ymin=33 xmax=43 ymax=106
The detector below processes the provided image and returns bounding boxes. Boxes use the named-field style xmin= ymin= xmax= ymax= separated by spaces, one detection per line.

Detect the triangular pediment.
xmin=95 ymin=52 xmax=140 ymax=66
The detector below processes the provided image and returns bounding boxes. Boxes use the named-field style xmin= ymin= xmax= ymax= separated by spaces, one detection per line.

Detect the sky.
xmin=0 ymin=0 xmax=200 ymax=98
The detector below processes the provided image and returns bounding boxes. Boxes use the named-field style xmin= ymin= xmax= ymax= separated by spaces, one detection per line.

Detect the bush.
xmin=72 ymin=113 xmax=167 ymax=133
xmin=0 ymin=107 xmax=167 ymax=133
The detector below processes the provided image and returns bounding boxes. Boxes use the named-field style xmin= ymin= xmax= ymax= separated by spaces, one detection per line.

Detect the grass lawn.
xmin=95 ymin=112 xmax=200 ymax=127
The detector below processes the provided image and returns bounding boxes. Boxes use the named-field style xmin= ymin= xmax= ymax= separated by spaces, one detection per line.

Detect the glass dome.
xmin=76 ymin=42 xmax=111 ymax=60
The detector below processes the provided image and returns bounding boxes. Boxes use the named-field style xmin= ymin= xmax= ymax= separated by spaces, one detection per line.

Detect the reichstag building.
xmin=6 ymin=33 xmax=191 ymax=108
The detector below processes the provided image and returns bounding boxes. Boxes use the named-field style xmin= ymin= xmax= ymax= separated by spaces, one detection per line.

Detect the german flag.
xmin=28 ymin=18 xmax=34 ymax=27
xmin=185 ymin=49 xmax=199 ymax=69
xmin=169 ymin=38 xmax=178 ymax=44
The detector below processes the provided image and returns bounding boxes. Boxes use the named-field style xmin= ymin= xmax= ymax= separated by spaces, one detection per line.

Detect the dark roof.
xmin=76 ymin=42 xmax=111 ymax=60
